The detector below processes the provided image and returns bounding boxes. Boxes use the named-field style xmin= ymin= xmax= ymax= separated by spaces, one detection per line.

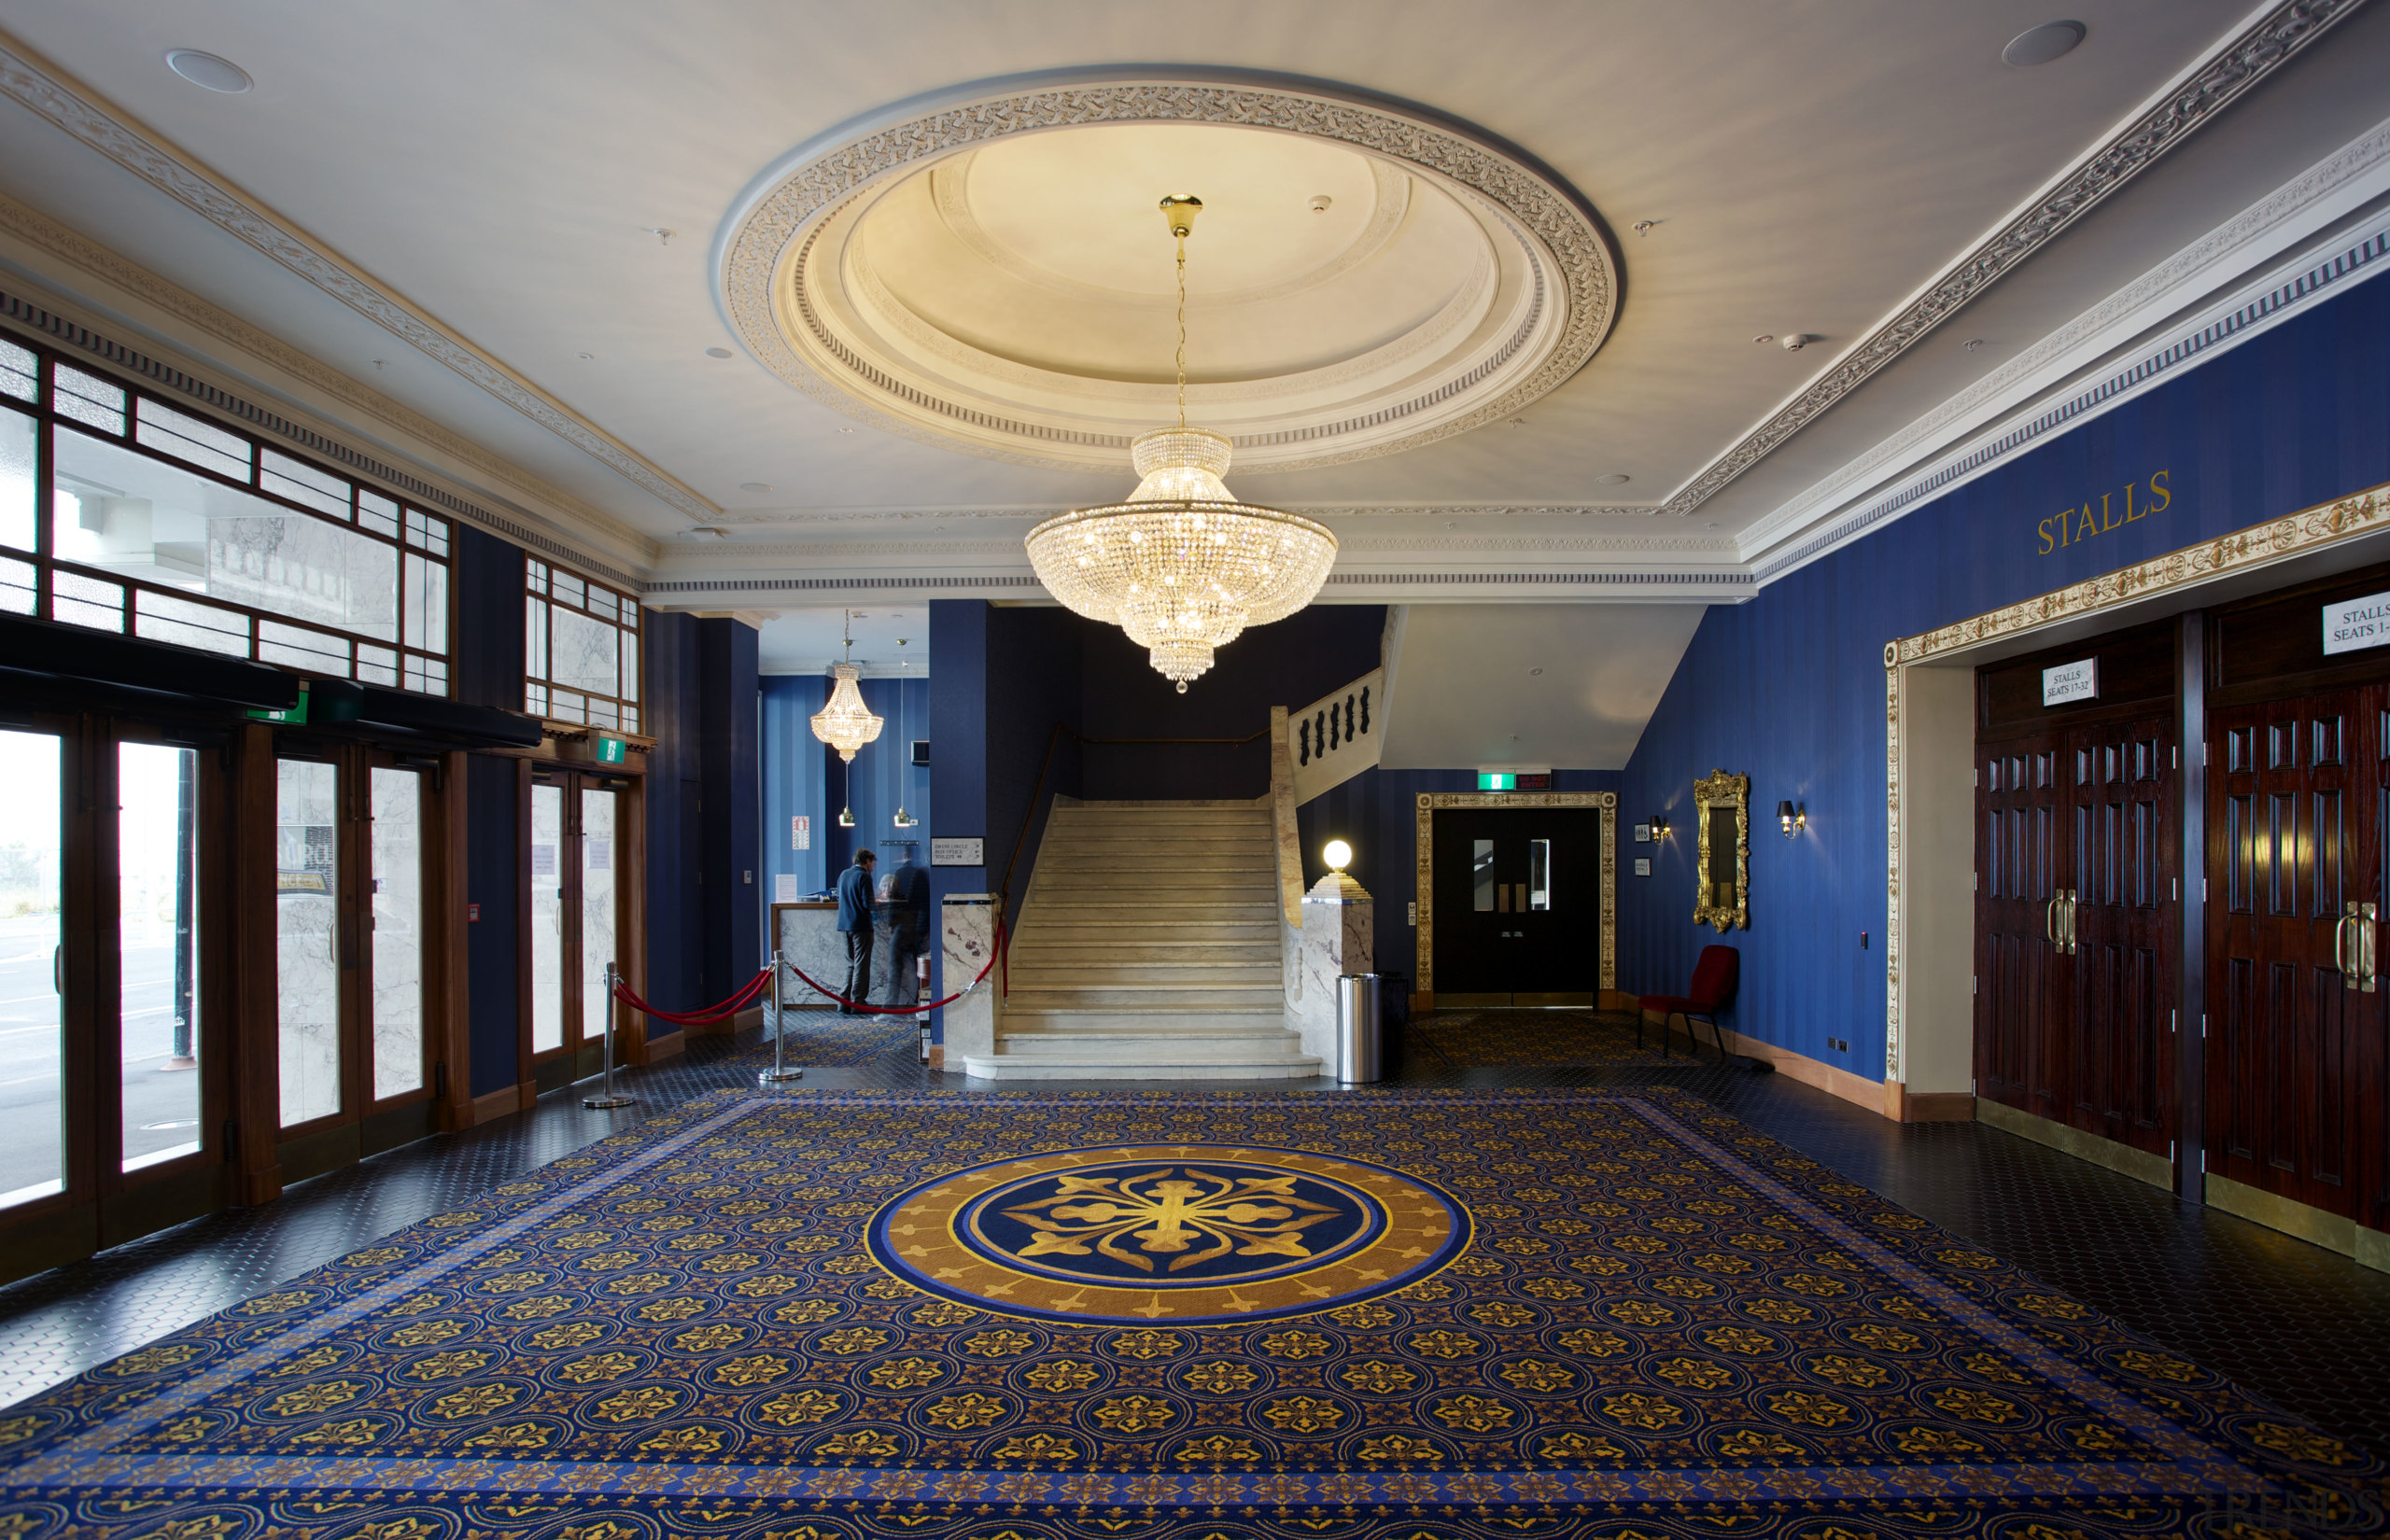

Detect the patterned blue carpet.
xmin=2 ymin=1087 xmax=2383 ymax=1539
xmin=734 ymin=1010 xmax=915 ymax=1068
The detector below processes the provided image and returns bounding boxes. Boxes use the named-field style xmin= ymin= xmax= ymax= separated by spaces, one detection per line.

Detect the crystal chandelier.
xmin=809 ymin=609 xmax=883 ymax=763
xmin=1026 ymin=194 xmax=1338 ymax=692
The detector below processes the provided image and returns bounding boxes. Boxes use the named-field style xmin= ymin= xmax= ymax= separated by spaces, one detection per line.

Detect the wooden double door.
xmin=2205 ymin=685 xmax=2390 ymax=1228
xmin=1976 ymin=712 xmax=2179 ymax=1161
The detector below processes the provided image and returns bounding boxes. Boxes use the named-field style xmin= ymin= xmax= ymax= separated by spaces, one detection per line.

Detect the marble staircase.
xmin=957 ymin=798 xmax=1320 ymax=1079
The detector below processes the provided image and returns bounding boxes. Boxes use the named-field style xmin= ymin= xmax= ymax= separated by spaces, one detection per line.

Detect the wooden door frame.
xmin=1413 ymin=791 xmax=1615 ymax=1012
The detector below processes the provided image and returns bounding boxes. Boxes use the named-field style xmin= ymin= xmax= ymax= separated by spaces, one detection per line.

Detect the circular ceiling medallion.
xmin=867 ymin=1144 xmax=1470 ymax=1324
xmin=718 ymin=71 xmax=1620 ymax=474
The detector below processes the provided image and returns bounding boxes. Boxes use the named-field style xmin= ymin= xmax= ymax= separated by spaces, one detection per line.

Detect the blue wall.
xmin=693 ymin=619 xmax=762 ymax=1004
xmin=643 ymin=609 xmax=702 ymax=1019
xmin=1618 ymin=265 xmax=2390 ymax=1079
xmin=761 ymin=674 xmax=931 ymax=898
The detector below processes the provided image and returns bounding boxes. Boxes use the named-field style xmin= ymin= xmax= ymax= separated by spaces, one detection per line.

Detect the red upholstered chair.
xmin=1637 ymin=946 xmax=1739 ymax=1061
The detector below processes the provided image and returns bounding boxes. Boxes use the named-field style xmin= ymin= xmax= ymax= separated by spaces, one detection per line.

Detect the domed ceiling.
xmin=720 ymin=80 xmax=1620 ymax=472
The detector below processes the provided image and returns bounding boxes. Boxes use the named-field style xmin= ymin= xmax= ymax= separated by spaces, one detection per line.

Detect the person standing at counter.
xmin=836 ymin=848 xmax=877 ymax=1015
xmin=884 ymin=852 xmax=930 ymax=1009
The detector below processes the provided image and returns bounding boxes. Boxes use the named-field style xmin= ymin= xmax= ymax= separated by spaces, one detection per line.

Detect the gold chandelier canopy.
xmin=1024 ymin=194 xmax=1338 ymax=692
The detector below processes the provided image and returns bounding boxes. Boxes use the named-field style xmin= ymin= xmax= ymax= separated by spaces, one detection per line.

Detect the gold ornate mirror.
xmin=1693 ymin=770 xmax=1749 ymax=932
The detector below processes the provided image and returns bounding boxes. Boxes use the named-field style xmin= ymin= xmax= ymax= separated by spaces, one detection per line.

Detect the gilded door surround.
xmin=1881 ymin=473 xmax=2390 ymax=1086
xmin=1414 ymin=791 xmax=1616 ymax=1002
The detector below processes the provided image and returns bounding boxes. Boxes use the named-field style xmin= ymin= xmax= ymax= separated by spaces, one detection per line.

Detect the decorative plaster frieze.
xmin=0 ymin=282 xmax=647 ymax=591
xmin=0 ymin=190 xmax=656 ymax=568
xmin=1662 ymin=0 xmax=2366 ymax=524
xmin=718 ymin=70 xmax=1619 ymax=475
xmin=708 ymin=501 xmax=1657 ymax=526
xmin=1746 ymin=110 xmax=2390 ymax=577
xmin=1879 ymin=475 xmax=2390 ymax=1083
xmin=0 ymin=28 xmax=719 ymax=525
xmin=1761 ymin=217 xmax=2390 ymax=587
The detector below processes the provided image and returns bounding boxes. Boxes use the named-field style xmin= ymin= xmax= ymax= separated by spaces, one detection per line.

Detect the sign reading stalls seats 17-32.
xmin=2323 ymin=589 xmax=2390 ymax=656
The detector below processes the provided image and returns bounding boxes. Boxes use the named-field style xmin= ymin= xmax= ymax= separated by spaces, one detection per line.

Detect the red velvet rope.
xmin=773 ymin=924 xmax=1007 ymax=1015
xmin=611 ymin=965 xmax=772 ymax=1026
xmin=609 ymin=925 xmax=1008 ymax=1022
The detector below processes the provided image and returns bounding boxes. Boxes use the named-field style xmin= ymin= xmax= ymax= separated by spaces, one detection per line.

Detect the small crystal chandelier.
xmin=1026 ymin=194 xmax=1338 ymax=692
xmin=809 ymin=609 xmax=883 ymax=763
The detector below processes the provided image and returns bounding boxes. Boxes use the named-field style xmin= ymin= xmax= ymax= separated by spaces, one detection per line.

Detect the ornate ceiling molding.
xmin=0 ymin=188 xmax=657 ymax=567
xmin=716 ymin=68 xmax=1620 ymax=474
xmin=0 ymin=26 xmax=719 ymax=524
xmin=1656 ymin=0 xmax=2368 ymax=521
xmin=705 ymin=500 xmax=1656 ymax=526
xmin=1741 ymin=109 xmax=2390 ymax=573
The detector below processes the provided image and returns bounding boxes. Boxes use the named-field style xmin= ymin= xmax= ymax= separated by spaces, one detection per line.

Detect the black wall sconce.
xmin=1778 ymin=800 xmax=1806 ymax=838
xmin=1650 ymin=813 xmax=1671 ymax=840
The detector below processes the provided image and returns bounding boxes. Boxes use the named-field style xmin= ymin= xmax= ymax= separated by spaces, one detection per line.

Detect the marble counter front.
xmin=771 ymin=901 xmax=928 ymax=1009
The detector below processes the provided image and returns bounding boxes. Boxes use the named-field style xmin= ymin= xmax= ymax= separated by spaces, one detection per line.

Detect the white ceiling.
xmin=754 ymin=607 xmax=931 ymax=678
xmin=0 ymin=2 xmax=2383 ymax=753
xmin=1382 ymin=604 xmax=1709 ymax=771
xmin=0 ymin=2 xmax=2365 ymax=569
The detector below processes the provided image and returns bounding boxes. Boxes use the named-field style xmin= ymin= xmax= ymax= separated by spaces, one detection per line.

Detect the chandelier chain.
xmin=1174 ymin=231 xmax=1188 ymax=429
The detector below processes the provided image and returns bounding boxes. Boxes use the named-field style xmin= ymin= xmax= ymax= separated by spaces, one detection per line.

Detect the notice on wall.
xmin=2323 ymin=589 xmax=2390 ymax=655
xmin=774 ymin=873 xmax=799 ymax=903
xmin=932 ymin=836 xmax=984 ymax=866
xmin=2041 ymin=658 xmax=2098 ymax=707
xmin=587 ymin=838 xmax=611 ymax=872
xmin=791 ymin=815 xmax=810 ymax=851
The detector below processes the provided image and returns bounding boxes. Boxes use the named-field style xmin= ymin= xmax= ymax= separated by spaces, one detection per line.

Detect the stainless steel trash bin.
xmin=1336 ymin=973 xmax=1382 ymax=1085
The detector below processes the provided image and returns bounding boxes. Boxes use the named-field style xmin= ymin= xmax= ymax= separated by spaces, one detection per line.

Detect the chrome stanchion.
xmin=583 ymin=961 xmax=634 ymax=1109
xmin=758 ymin=947 xmax=803 ymax=1085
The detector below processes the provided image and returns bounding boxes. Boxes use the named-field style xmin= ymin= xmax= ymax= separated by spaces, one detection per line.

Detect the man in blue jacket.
xmin=836 ymin=849 xmax=877 ymax=1015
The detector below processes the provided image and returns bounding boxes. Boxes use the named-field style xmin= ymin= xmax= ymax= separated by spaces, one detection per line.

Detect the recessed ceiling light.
xmin=1309 ymin=195 xmax=1333 ymax=213
xmin=1528 ymin=666 xmax=1544 ymax=676
xmin=2003 ymin=20 xmax=2086 ymax=67
xmin=1752 ymin=334 xmax=1774 ymax=345
xmin=706 ymin=346 xmax=733 ymax=358
xmin=688 ymin=526 xmax=727 ymax=541
xmin=165 ymin=49 xmax=251 ymax=93
xmin=739 ymin=482 xmax=773 ymax=493
xmin=577 ymin=352 xmax=595 ymax=360
xmin=1595 ymin=473 xmax=1630 ymax=485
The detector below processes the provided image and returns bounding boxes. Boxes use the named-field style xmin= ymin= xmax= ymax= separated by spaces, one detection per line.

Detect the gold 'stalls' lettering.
xmin=2039 ymin=469 xmax=2169 ymax=555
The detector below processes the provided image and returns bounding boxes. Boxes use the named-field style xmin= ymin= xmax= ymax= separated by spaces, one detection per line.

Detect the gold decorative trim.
xmin=1413 ymin=791 xmax=1615 ymax=997
xmin=1691 ymin=770 xmax=1750 ymax=934
xmin=1881 ymin=475 xmax=2390 ymax=1082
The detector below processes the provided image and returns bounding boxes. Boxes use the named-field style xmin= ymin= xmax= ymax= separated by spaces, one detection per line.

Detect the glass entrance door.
xmin=529 ymin=770 xmax=627 ymax=1088
xmin=0 ymin=726 xmax=63 ymax=1211
xmin=0 ymin=716 xmax=226 ymax=1272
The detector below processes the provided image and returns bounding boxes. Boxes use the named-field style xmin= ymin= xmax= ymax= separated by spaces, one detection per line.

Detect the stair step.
xmin=1009 ymin=961 xmax=1281 ymax=982
xmin=1001 ymin=1005 xmax=1286 ymax=1030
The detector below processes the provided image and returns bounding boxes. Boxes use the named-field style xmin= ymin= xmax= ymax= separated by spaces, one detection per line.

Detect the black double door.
xmin=1432 ymin=807 xmax=1605 ymax=1006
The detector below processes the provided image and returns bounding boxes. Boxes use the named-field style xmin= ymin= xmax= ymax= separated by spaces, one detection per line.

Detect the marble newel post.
xmin=938 ymin=894 xmax=1004 ymax=1071
xmin=1291 ymin=873 xmax=1372 ymax=1069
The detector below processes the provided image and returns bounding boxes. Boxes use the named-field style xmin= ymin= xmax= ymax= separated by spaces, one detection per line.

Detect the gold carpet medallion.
xmin=867 ymin=1144 xmax=1469 ymax=1324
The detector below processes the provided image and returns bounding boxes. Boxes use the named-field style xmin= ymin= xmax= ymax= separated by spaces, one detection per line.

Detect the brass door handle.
xmin=2363 ymin=902 xmax=2379 ymax=994
xmin=2046 ymin=896 xmax=2059 ymax=947
xmin=2059 ymin=889 xmax=2078 ymax=956
xmin=2336 ymin=907 xmax=2351 ymax=982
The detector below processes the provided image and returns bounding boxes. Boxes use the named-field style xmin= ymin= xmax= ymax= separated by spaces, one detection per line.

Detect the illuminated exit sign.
xmin=594 ymin=734 xmax=627 ymax=764
xmin=1477 ymin=772 xmax=1551 ymax=791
